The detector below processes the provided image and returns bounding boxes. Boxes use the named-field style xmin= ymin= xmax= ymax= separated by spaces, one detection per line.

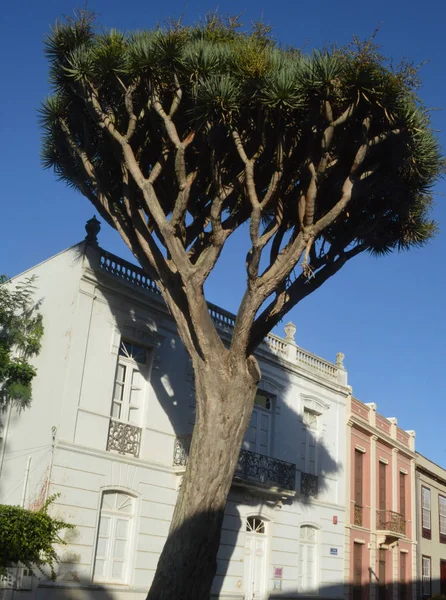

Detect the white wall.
xmin=0 ymin=244 xmax=86 ymax=507
xmin=1 ymin=243 xmax=348 ymax=600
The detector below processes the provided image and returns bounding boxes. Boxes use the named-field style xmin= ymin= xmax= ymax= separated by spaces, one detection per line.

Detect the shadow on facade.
xmin=1 ymin=243 xmax=342 ymax=600
xmin=1 ymin=576 xmax=439 ymax=600
xmin=267 ymin=578 xmax=441 ymax=600
xmin=89 ymin=244 xmax=343 ymax=600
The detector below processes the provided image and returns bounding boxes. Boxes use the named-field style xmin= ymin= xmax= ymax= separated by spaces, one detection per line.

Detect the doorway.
xmin=244 ymin=516 xmax=268 ymax=600
xmin=440 ymin=559 xmax=446 ymax=596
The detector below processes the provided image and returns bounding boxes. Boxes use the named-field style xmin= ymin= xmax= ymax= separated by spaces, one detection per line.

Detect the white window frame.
xmin=111 ymin=341 xmax=150 ymax=427
xmin=422 ymin=556 xmax=431 ymax=597
xmin=299 ymin=525 xmax=319 ymax=594
xmin=439 ymin=495 xmax=446 ymax=541
xmin=93 ymin=491 xmax=135 ymax=584
xmin=243 ymin=390 xmax=274 ymax=456
xmin=301 ymin=409 xmax=320 ymax=476
xmin=422 ymin=487 xmax=431 ymax=535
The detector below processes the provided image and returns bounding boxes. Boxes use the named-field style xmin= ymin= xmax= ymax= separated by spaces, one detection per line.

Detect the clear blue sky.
xmin=2 ymin=0 xmax=445 ymax=463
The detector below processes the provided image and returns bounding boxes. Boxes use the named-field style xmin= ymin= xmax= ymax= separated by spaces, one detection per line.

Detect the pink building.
xmin=345 ymin=397 xmax=416 ymax=600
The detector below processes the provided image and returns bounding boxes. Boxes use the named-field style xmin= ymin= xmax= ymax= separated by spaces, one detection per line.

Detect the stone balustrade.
xmin=97 ymin=248 xmax=347 ymax=387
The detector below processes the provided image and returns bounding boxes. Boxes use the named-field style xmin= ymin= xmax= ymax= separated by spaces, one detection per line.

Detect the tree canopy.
xmin=40 ymin=13 xmax=443 ymax=358
xmin=40 ymin=13 xmax=443 ymax=356
xmin=0 ymin=276 xmax=43 ymax=408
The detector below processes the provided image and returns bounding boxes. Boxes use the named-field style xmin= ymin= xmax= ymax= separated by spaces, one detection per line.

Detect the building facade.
xmin=415 ymin=453 xmax=446 ymax=598
xmin=345 ymin=398 xmax=417 ymax=600
xmin=0 ymin=239 xmax=350 ymax=600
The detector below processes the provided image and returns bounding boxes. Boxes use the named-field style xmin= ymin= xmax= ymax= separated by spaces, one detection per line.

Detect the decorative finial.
xmin=336 ymin=352 xmax=345 ymax=368
xmin=85 ymin=216 xmax=101 ymax=244
xmin=284 ymin=322 xmax=296 ymax=343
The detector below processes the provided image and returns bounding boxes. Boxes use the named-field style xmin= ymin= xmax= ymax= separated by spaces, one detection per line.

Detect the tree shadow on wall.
xmin=83 ymin=242 xmax=344 ymax=599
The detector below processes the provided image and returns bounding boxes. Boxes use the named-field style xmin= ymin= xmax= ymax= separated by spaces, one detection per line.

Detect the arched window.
xmin=111 ymin=341 xmax=149 ymax=426
xmin=246 ymin=516 xmax=266 ymax=534
xmin=93 ymin=491 xmax=135 ymax=584
xmin=299 ymin=525 xmax=318 ymax=593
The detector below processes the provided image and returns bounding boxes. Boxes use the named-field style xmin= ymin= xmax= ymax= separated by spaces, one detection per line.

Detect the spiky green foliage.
xmin=0 ymin=495 xmax=73 ymax=578
xmin=40 ymin=11 xmax=443 ymax=348
xmin=0 ymin=276 xmax=44 ymax=408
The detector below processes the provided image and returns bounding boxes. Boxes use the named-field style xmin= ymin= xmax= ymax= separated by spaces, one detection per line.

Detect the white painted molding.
xmin=300 ymin=394 xmax=330 ymax=415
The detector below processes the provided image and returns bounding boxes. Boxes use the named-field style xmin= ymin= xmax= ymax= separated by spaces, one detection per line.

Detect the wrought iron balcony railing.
xmin=300 ymin=472 xmax=318 ymax=498
xmin=354 ymin=504 xmax=363 ymax=526
xmin=173 ymin=435 xmax=296 ymax=491
xmin=173 ymin=435 xmax=191 ymax=467
xmin=376 ymin=509 xmax=406 ymax=535
xmin=107 ymin=419 xmax=142 ymax=458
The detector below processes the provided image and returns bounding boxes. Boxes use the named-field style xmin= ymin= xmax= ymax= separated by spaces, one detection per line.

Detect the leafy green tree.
xmin=40 ymin=11 xmax=443 ymax=599
xmin=0 ymin=276 xmax=43 ymax=408
xmin=0 ymin=496 xmax=73 ymax=579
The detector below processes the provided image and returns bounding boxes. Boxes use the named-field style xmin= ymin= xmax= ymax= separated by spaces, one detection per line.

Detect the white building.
xmin=0 ymin=234 xmax=350 ymax=600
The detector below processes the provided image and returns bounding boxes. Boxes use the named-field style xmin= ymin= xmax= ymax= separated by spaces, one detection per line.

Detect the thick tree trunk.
xmin=146 ymin=353 xmax=260 ymax=600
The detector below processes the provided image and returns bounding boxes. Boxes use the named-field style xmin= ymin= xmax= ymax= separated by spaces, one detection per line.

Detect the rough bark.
xmin=146 ymin=351 xmax=260 ymax=600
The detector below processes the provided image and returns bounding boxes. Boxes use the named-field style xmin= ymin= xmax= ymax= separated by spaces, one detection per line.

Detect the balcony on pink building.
xmin=376 ymin=509 xmax=406 ymax=537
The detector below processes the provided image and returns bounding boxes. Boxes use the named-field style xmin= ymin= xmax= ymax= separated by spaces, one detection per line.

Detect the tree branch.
xmin=248 ymin=244 xmax=365 ymax=352
xmin=313 ymin=115 xmax=372 ymax=236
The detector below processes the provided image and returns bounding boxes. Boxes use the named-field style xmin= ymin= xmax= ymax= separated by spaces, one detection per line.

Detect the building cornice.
xmin=416 ymin=464 xmax=446 ymax=488
xmin=348 ymin=416 xmax=416 ymax=458
xmin=80 ymin=254 xmax=350 ymax=397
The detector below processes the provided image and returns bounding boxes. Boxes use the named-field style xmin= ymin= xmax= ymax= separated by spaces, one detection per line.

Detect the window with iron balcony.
xmin=106 ymin=341 xmax=149 ymax=458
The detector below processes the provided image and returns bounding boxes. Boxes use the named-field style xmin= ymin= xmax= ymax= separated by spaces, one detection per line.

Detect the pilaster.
xmin=346 ymin=421 xmax=353 ymax=525
xmin=369 ymin=435 xmax=378 ymax=600
xmin=371 ymin=435 xmax=378 ymax=530
xmin=410 ymin=458 xmax=417 ymax=600
xmin=392 ymin=545 xmax=398 ymax=600
xmin=365 ymin=403 xmax=376 ymax=428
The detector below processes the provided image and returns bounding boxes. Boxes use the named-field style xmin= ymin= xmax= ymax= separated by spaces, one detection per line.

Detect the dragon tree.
xmin=40 ymin=12 xmax=443 ymax=600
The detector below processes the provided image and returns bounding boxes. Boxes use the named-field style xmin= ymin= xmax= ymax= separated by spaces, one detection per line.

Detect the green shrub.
xmin=0 ymin=496 xmax=73 ymax=579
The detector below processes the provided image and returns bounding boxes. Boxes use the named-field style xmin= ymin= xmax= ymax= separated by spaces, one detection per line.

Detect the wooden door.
xmin=440 ymin=560 xmax=446 ymax=596
xmin=399 ymin=552 xmax=407 ymax=600
xmin=353 ymin=543 xmax=362 ymax=600
xmin=354 ymin=451 xmax=363 ymax=525
xmin=400 ymin=473 xmax=406 ymax=518
xmin=378 ymin=549 xmax=386 ymax=600
xmin=355 ymin=451 xmax=363 ymax=505
xmin=379 ymin=462 xmax=386 ymax=527
xmin=244 ymin=408 xmax=271 ymax=455
xmin=244 ymin=518 xmax=267 ymax=600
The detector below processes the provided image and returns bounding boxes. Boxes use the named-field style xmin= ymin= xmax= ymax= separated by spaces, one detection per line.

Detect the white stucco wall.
xmin=0 ymin=244 xmax=87 ymax=508
xmin=1 ymin=243 xmax=348 ymax=600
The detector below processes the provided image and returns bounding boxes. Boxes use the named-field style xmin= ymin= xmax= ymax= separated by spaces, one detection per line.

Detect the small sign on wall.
xmin=274 ymin=567 xmax=283 ymax=578
xmin=330 ymin=547 xmax=338 ymax=556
